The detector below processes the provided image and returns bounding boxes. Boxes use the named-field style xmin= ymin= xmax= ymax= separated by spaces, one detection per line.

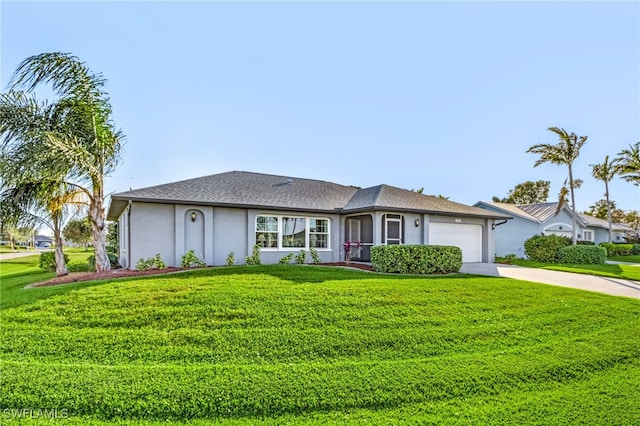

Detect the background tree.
xmin=585 ymin=200 xmax=626 ymax=223
xmin=615 ymin=142 xmax=640 ymax=186
xmin=4 ymin=52 xmax=124 ymax=272
xmin=590 ymin=155 xmax=620 ymax=243
xmin=106 ymin=221 xmax=119 ymax=256
xmin=493 ymin=180 xmax=550 ymax=204
xmin=624 ymin=210 xmax=640 ymax=231
xmin=63 ymin=217 xmax=93 ymax=250
xmin=0 ymin=180 xmax=86 ymax=275
xmin=527 ymin=127 xmax=587 ymax=244
xmin=0 ymin=90 xmax=88 ymax=275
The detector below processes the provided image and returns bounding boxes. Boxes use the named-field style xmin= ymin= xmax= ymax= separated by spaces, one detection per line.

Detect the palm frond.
xmin=9 ymin=52 xmax=107 ymax=103
xmin=555 ymin=185 xmax=570 ymax=215
xmin=616 ymin=142 xmax=640 ymax=185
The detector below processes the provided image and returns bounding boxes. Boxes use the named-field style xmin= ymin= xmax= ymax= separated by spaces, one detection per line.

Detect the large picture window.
xmin=256 ymin=215 xmax=329 ymax=249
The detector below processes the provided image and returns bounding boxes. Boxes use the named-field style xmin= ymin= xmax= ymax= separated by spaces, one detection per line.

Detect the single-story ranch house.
xmin=474 ymin=201 xmax=634 ymax=257
xmin=107 ymin=171 xmax=511 ymax=268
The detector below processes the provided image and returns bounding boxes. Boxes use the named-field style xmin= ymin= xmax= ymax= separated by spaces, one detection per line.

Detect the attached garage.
xmin=429 ymin=222 xmax=483 ymax=263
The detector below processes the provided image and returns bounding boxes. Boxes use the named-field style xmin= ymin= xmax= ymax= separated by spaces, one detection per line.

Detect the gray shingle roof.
xmin=108 ymin=171 xmax=510 ymax=220
xmin=477 ymin=202 xmax=633 ymax=232
xmin=578 ymin=213 xmax=634 ymax=231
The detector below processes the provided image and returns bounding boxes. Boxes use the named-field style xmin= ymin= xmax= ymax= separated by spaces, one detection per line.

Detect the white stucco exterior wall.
xmin=129 ymin=202 xmax=176 ymax=268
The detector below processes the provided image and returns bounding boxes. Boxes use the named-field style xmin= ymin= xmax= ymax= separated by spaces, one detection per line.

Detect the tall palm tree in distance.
xmin=527 ymin=127 xmax=587 ymax=245
xmin=2 ymin=52 xmax=124 ymax=272
xmin=616 ymin=142 xmax=640 ymax=187
xmin=590 ymin=155 xmax=620 ymax=243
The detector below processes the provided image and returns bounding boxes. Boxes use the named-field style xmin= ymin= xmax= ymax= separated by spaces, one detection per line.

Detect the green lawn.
xmin=1 ymin=263 xmax=639 ymax=424
xmin=0 ymin=250 xmax=95 ymax=309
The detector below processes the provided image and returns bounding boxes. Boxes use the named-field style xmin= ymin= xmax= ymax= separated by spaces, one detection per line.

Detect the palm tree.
xmin=0 ymin=91 xmax=89 ymax=275
xmin=0 ymin=180 xmax=86 ymax=276
xmin=527 ymin=127 xmax=587 ymax=244
xmin=3 ymin=52 xmax=124 ymax=272
xmin=616 ymin=142 xmax=640 ymax=186
xmin=590 ymin=155 xmax=620 ymax=243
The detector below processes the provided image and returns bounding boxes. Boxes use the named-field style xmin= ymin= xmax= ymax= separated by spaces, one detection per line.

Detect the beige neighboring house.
xmin=107 ymin=171 xmax=510 ymax=268
xmin=474 ymin=201 xmax=633 ymax=257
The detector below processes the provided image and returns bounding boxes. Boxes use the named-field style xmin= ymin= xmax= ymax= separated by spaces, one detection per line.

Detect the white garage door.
xmin=429 ymin=223 xmax=482 ymax=263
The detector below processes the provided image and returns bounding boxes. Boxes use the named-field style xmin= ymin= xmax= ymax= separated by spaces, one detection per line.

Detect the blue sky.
xmin=2 ymin=1 xmax=639 ymax=212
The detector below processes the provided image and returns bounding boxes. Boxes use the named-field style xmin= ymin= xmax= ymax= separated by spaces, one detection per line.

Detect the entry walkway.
xmin=460 ymin=263 xmax=640 ymax=299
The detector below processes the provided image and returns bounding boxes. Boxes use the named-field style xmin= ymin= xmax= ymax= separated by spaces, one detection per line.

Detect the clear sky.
xmin=2 ymin=1 xmax=639 ymax=213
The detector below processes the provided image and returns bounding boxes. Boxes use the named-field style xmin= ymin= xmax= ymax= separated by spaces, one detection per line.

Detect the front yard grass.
xmin=1 ymin=264 xmax=639 ymax=424
xmin=0 ymin=249 xmax=95 ymax=309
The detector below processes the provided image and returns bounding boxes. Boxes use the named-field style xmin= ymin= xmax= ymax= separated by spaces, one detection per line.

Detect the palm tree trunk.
xmin=89 ymin=180 xmax=110 ymax=272
xmin=568 ymin=165 xmax=577 ymax=245
xmin=52 ymin=213 xmax=68 ymax=276
xmin=605 ymin=180 xmax=612 ymax=243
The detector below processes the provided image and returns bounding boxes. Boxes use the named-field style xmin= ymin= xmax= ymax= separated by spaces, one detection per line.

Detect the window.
xmin=256 ymin=216 xmax=278 ymax=248
xmin=384 ymin=214 xmax=403 ymax=245
xmin=583 ymin=230 xmax=593 ymax=241
xmin=282 ymin=217 xmax=306 ymax=247
xmin=256 ymin=215 xmax=329 ymax=249
xmin=310 ymin=218 xmax=329 ymax=248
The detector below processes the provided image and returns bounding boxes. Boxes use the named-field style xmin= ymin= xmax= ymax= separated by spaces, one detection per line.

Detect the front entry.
xmin=185 ymin=209 xmax=205 ymax=260
xmin=345 ymin=214 xmax=373 ymax=261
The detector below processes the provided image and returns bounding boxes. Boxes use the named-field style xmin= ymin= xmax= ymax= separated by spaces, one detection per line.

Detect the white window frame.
xmin=385 ymin=214 xmax=402 ymax=245
xmin=582 ymin=230 xmax=594 ymax=242
xmin=255 ymin=215 xmax=330 ymax=250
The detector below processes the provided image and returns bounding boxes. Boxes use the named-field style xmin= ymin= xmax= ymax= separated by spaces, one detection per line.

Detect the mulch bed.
xmin=29 ymin=267 xmax=188 ymax=288
xmin=29 ymin=263 xmax=374 ymax=288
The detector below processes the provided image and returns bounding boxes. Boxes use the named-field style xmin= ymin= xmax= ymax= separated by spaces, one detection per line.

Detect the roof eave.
xmin=108 ymin=195 xmax=346 ymax=216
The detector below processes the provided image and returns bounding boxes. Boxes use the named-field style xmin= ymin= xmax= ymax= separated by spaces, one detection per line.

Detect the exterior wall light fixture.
xmin=414 ymin=218 xmax=420 ymax=227
xmin=191 ymin=212 xmax=197 ymax=222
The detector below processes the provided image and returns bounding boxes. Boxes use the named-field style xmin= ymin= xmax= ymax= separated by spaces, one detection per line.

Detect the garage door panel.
xmin=429 ymin=223 xmax=482 ymax=263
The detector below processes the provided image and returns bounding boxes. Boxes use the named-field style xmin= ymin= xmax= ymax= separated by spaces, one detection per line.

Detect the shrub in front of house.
xmin=39 ymin=251 xmax=69 ymax=272
xmin=632 ymin=244 xmax=640 ymax=255
xmin=523 ymin=234 xmax=571 ymax=263
xmin=181 ymin=250 xmax=206 ymax=268
xmin=613 ymin=244 xmax=633 ymax=256
xmin=309 ymin=247 xmax=321 ymax=264
xmin=245 ymin=244 xmax=262 ymax=265
xmin=295 ymin=250 xmax=306 ymax=264
xmin=576 ymin=240 xmax=595 ymax=245
xmin=279 ymin=253 xmax=294 ymax=264
xmin=558 ymin=245 xmax=607 ymax=264
xmin=136 ymin=254 xmax=166 ymax=271
xmin=370 ymin=245 xmax=462 ymax=274
xmin=600 ymin=243 xmax=633 ymax=257
xmin=67 ymin=262 xmax=92 ymax=272
xmin=88 ymin=254 xmax=119 ymax=270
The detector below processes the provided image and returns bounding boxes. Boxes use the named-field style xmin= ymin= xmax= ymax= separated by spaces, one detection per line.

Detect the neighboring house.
xmin=107 ymin=171 xmax=510 ymax=268
xmin=34 ymin=235 xmax=53 ymax=248
xmin=474 ymin=201 xmax=633 ymax=257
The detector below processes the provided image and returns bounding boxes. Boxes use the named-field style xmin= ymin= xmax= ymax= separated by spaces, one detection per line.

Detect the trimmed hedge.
xmin=600 ymin=243 xmax=633 ymax=257
xmin=558 ymin=245 xmax=607 ymax=265
xmin=370 ymin=245 xmax=462 ymax=274
xmin=524 ymin=234 xmax=571 ymax=263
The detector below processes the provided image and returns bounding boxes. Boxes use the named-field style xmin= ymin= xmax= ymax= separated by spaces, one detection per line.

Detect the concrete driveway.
xmin=461 ymin=263 xmax=640 ymax=299
xmin=0 ymin=251 xmax=47 ymax=261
